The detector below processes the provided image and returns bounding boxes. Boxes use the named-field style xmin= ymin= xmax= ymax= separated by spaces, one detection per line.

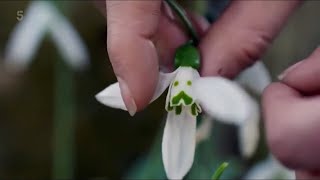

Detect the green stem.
xmin=51 ymin=1 xmax=74 ymax=179
xmin=211 ymin=162 xmax=229 ymax=180
xmin=53 ymin=56 xmax=75 ymax=179
xmin=165 ymin=0 xmax=199 ymax=45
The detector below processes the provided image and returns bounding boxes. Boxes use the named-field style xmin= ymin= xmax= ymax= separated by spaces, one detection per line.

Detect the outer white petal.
xmin=4 ymin=1 xmax=53 ymax=71
xmin=238 ymin=102 xmax=260 ymax=158
xmin=244 ymin=155 xmax=295 ymax=179
xmin=236 ymin=61 xmax=271 ymax=95
xmin=95 ymin=82 xmax=127 ymax=110
xmin=48 ymin=6 xmax=89 ymax=70
xmin=162 ymin=108 xmax=196 ymax=180
xmin=96 ymin=70 xmax=178 ymax=110
xmin=193 ymin=77 xmax=256 ymax=125
xmin=152 ymin=70 xmax=178 ymax=102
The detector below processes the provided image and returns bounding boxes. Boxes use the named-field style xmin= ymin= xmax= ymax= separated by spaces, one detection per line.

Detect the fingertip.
xmin=262 ymin=82 xmax=301 ymax=131
xmin=280 ymin=47 xmax=320 ymax=94
xmin=117 ymin=70 xmax=159 ymax=113
xmin=108 ymin=35 xmax=159 ymax=112
xmin=262 ymin=82 xmax=300 ymax=103
xmin=262 ymin=82 xmax=320 ymax=169
xmin=105 ymin=1 xmax=162 ymax=112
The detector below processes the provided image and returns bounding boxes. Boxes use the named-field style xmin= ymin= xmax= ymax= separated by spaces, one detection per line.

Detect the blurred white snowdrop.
xmin=244 ymin=155 xmax=295 ymax=179
xmin=4 ymin=1 xmax=89 ymax=72
xmin=236 ymin=61 xmax=272 ymax=95
xmin=196 ymin=61 xmax=271 ymax=158
xmin=96 ymin=62 xmax=258 ymax=179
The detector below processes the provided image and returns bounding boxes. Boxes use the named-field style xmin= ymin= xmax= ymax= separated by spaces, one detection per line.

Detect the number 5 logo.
xmin=17 ymin=10 xmax=24 ymax=21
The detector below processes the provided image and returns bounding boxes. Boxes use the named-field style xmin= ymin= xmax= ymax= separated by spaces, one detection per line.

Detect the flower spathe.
xmin=96 ymin=66 xmax=256 ymax=179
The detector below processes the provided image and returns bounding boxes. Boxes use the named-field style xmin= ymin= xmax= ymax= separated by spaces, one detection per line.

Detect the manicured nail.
xmin=278 ymin=61 xmax=304 ymax=80
xmin=117 ymin=77 xmax=137 ymax=116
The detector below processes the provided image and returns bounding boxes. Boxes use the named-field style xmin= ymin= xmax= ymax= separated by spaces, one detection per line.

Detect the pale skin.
xmin=101 ymin=0 xmax=320 ymax=179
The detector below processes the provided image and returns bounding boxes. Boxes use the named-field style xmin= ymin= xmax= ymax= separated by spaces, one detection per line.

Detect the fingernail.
xmin=117 ymin=77 xmax=137 ymax=116
xmin=278 ymin=61 xmax=304 ymax=80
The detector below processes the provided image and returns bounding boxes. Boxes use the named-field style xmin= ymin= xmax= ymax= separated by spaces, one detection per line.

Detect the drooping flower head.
xmin=96 ymin=43 xmax=257 ymax=179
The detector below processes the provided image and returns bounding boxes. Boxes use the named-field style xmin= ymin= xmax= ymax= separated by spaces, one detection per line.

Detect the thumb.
xmin=106 ymin=1 xmax=161 ymax=114
xmin=279 ymin=47 xmax=320 ymax=94
xmin=280 ymin=48 xmax=320 ymax=178
xmin=262 ymin=47 xmax=320 ymax=170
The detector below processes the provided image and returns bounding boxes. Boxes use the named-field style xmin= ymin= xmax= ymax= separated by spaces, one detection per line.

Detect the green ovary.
xmin=171 ymin=91 xmax=193 ymax=105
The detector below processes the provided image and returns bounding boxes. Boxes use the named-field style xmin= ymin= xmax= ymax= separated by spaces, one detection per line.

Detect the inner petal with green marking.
xmin=171 ymin=91 xmax=193 ymax=106
xmin=191 ymin=103 xmax=201 ymax=116
xmin=166 ymin=102 xmax=201 ymax=116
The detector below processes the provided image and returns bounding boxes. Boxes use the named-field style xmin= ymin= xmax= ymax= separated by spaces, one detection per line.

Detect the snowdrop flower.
xmin=196 ymin=61 xmax=271 ymax=158
xmin=4 ymin=1 xmax=89 ymax=72
xmin=236 ymin=61 xmax=271 ymax=158
xmin=244 ymin=154 xmax=295 ymax=179
xmin=96 ymin=44 xmax=257 ymax=179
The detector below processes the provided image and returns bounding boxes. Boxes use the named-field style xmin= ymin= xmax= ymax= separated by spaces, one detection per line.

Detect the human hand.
xmin=104 ymin=0 xmax=300 ymax=115
xmin=263 ymin=48 xmax=320 ymax=179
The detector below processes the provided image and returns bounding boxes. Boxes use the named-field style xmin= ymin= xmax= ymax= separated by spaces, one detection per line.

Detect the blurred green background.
xmin=0 ymin=0 xmax=320 ymax=179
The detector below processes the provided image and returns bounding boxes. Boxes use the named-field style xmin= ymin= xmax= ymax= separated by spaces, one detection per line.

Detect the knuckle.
xmin=238 ymin=27 xmax=272 ymax=67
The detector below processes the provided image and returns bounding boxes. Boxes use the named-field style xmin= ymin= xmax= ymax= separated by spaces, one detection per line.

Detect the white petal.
xmin=95 ymin=82 xmax=127 ymax=110
xmin=162 ymin=109 xmax=196 ymax=179
xmin=96 ymin=70 xmax=178 ymax=111
xmin=193 ymin=77 xmax=256 ymax=125
xmin=4 ymin=1 xmax=53 ymax=71
xmin=244 ymin=155 xmax=295 ymax=179
xmin=48 ymin=7 xmax=89 ymax=70
xmin=236 ymin=61 xmax=271 ymax=95
xmin=152 ymin=70 xmax=178 ymax=102
xmin=238 ymin=103 xmax=260 ymax=158
xmin=244 ymin=155 xmax=278 ymax=179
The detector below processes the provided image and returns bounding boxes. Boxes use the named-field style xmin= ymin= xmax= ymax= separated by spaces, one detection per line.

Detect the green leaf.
xmin=174 ymin=42 xmax=200 ymax=70
xmin=211 ymin=162 xmax=229 ymax=180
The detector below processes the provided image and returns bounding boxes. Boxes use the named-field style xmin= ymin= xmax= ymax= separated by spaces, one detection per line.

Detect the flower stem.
xmin=211 ymin=162 xmax=229 ymax=180
xmin=53 ymin=53 xmax=75 ymax=180
xmin=52 ymin=1 xmax=75 ymax=179
xmin=165 ymin=0 xmax=199 ymax=45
